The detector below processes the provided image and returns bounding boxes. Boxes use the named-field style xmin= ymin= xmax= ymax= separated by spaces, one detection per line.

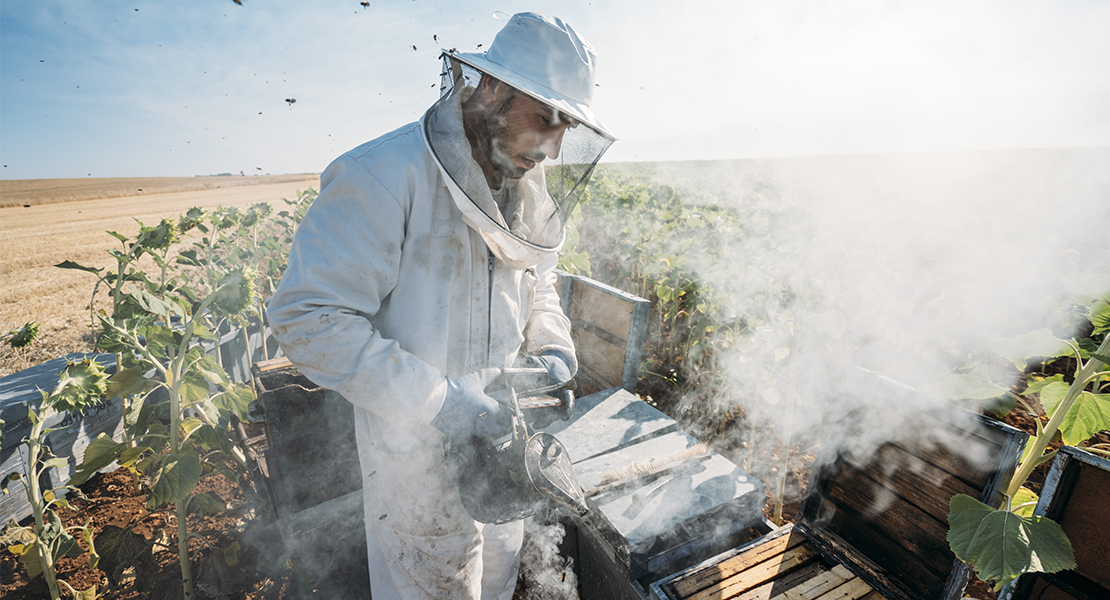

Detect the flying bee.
xmin=360 ymin=1 xmax=369 ymax=6
xmin=285 ymin=98 xmax=296 ymax=105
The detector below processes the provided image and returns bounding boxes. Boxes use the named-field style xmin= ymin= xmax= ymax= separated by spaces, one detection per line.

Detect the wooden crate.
xmin=1004 ymin=446 xmax=1110 ymax=600
xmin=650 ymin=381 xmax=1027 ymax=600
xmin=545 ymin=388 xmax=767 ymax=600
xmin=558 ymin=270 xmax=650 ymax=395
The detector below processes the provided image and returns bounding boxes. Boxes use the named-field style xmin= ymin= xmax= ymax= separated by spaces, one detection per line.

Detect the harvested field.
xmin=0 ymin=175 xmax=319 ymax=377
xmin=0 ymin=174 xmax=317 ymax=208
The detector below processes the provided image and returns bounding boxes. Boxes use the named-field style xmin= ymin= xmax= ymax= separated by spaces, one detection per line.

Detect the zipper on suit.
xmin=487 ymin=251 xmax=495 ymax=366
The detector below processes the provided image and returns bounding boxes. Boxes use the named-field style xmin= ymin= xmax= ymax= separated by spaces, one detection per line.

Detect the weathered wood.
xmin=817 ymin=457 xmax=957 ymax=577
xmin=265 ymin=422 xmax=361 ymax=515
xmin=686 ymin=544 xmax=821 ymax=600
xmin=727 ymin=562 xmax=827 ymax=600
xmin=836 ymin=442 xmax=980 ymax=522
xmin=573 ymin=324 xmax=629 ymax=394
xmin=670 ymin=526 xmax=808 ymax=597
xmin=557 ymin=270 xmax=650 ymax=394
xmin=803 ymin=507 xmax=946 ymax=600
xmin=653 ymin=381 xmax=1028 ymax=600
xmin=0 ymin=353 xmax=120 ymax=524
xmin=568 ymin=277 xmax=637 ymax=343
xmin=1007 ymin=446 xmax=1110 ymax=599
xmin=809 ymin=577 xmax=873 ymax=600
xmin=772 ymin=564 xmax=852 ymax=600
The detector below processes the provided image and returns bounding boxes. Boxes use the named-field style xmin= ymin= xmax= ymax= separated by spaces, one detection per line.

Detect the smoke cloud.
xmin=627 ymin=147 xmax=1110 ymax=507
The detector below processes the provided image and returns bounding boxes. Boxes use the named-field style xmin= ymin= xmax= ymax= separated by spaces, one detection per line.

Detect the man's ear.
xmin=477 ymin=75 xmax=511 ymax=105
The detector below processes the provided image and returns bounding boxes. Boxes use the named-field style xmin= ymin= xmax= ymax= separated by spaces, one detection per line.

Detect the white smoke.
xmin=516 ymin=515 xmax=579 ymax=600
xmin=634 ymin=147 xmax=1110 ymax=504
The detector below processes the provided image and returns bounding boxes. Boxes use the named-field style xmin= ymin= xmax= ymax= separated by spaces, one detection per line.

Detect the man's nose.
xmin=538 ymin=127 xmax=567 ymax=160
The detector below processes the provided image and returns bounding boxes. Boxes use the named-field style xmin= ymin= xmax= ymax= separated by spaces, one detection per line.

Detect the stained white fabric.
xmin=267 ymin=89 xmax=575 ymax=599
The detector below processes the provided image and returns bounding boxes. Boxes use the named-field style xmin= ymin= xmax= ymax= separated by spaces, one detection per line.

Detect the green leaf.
xmin=1011 ymin=487 xmax=1040 ymax=518
xmin=187 ymin=492 xmax=227 ymax=516
xmin=94 ymin=524 xmax=156 ymax=589
xmin=146 ymin=452 xmax=202 ymax=508
xmin=1041 ymin=386 xmax=1110 ymax=446
xmin=54 ymin=260 xmax=103 ymax=275
xmin=80 ymin=526 xmax=99 ymax=571
xmin=210 ymin=384 xmax=253 ymax=418
xmin=42 ymin=457 xmax=69 ymax=472
xmin=117 ymin=446 xmax=151 ymax=469
xmin=129 ymin=288 xmax=175 ymax=317
xmin=990 ymin=329 xmax=1072 ymax=370
xmin=925 ymin=365 xmax=1009 ymax=401
xmin=106 ymin=365 xmax=153 ymax=401
xmin=68 ymin=434 xmax=125 ymax=486
xmin=1059 ymin=273 xmax=1110 ymax=305
xmin=947 ymin=494 xmax=1075 ymax=590
xmin=1024 ymin=374 xmax=1064 ymax=395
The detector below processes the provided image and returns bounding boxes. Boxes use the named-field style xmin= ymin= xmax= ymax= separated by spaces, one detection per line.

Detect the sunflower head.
xmin=136 ymin=218 xmax=179 ymax=251
xmin=210 ymin=268 xmax=257 ymax=318
xmin=49 ymin=358 xmax=111 ymax=413
xmin=179 ymin=207 xmax=207 ymax=233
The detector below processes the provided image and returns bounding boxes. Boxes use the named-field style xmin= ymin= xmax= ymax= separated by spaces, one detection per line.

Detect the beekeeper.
xmin=267 ymin=12 xmax=615 ymax=600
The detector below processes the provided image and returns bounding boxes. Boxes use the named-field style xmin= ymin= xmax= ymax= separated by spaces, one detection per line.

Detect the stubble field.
xmin=0 ymin=175 xmax=319 ymax=376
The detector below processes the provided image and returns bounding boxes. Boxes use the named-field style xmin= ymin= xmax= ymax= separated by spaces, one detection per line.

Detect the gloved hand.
xmin=430 ymin=368 xmax=512 ymax=444
xmin=524 ymin=351 xmax=576 ymax=427
xmin=532 ymin=351 xmax=573 ymax=385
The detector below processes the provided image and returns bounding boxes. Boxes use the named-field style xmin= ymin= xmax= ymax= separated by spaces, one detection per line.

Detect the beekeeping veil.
xmin=422 ymin=12 xmax=616 ymax=269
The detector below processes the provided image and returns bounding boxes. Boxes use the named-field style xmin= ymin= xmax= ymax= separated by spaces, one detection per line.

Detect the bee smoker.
xmin=455 ymin=368 xmax=589 ymax=524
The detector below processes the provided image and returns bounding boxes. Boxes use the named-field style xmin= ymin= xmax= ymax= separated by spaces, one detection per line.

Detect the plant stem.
xmin=27 ymin=414 xmax=62 ymax=600
xmin=1004 ymin=334 xmax=1110 ymax=499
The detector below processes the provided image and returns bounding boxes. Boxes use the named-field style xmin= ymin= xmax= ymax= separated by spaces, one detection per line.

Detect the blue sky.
xmin=1 ymin=0 xmax=1108 ymax=179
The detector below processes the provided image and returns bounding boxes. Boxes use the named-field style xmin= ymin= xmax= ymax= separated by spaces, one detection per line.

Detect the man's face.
xmin=477 ymin=90 xmax=579 ymax=183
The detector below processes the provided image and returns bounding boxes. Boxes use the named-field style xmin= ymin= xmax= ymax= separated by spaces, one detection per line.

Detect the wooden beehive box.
xmin=650 ymin=395 xmax=1027 ymax=600
xmin=546 ymin=387 xmax=767 ymax=600
xmin=1004 ymin=445 xmax=1110 ymax=600
xmin=558 ymin=270 xmax=650 ymax=396
xmin=248 ymin=356 xmax=368 ymax=591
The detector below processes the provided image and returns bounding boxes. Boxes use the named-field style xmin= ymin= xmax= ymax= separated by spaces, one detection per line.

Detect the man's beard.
xmin=475 ymin=96 xmax=528 ymax=185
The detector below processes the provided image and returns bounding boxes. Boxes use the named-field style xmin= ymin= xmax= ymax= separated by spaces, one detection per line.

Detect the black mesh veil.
xmin=425 ymin=55 xmax=614 ymax=253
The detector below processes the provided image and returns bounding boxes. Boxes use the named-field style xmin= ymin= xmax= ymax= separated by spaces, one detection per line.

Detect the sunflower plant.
xmin=1 ymin=359 xmax=109 ymax=600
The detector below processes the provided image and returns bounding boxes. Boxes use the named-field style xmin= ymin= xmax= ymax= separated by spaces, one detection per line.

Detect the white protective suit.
xmin=267 ymin=88 xmax=577 ymax=600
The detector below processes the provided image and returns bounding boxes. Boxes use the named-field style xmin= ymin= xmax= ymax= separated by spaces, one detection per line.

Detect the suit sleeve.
xmin=267 ymin=157 xmax=447 ymax=427
xmin=523 ymin=251 xmax=579 ymax=377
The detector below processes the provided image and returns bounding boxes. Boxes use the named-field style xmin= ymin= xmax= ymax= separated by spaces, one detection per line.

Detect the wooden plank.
xmin=572 ymin=324 xmax=627 ymax=391
xmin=837 ymin=442 xmax=980 ymax=523
xmin=570 ymin=278 xmax=635 ymax=343
xmin=715 ymin=561 xmax=826 ymax=600
xmin=1036 ymin=447 xmax=1110 ymax=592
xmin=623 ymin=298 xmax=650 ymax=392
xmin=686 ymin=545 xmax=821 ymax=600
xmin=0 ymin=445 xmax=31 ymax=526
xmin=818 ymin=462 xmax=953 ymax=581
xmin=255 ymin=356 xmax=293 ymax=373
xmin=773 ymin=564 xmax=853 ymax=600
xmin=888 ymin=419 xmax=1003 ymax=490
xmin=811 ymin=577 xmax=873 ymax=600
xmin=266 ymin=422 xmax=361 ymax=515
xmin=672 ymin=527 xmax=809 ymax=597
xmin=806 ymin=508 xmax=946 ymax=600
